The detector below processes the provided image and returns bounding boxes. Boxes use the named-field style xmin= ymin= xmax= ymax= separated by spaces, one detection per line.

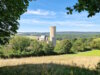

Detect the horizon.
xmin=18 ymin=0 xmax=100 ymax=32
xmin=18 ymin=31 xmax=100 ymax=33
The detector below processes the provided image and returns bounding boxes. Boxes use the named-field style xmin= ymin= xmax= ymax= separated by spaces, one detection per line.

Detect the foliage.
xmin=42 ymin=42 xmax=54 ymax=55
xmin=0 ymin=45 xmax=15 ymax=58
xmin=67 ymin=0 xmax=100 ymax=17
xmin=9 ymin=36 xmax=31 ymax=52
xmin=70 ymin=38 xmax=92 ymax=53
xmin=83 ymin=38 xmax=92 ymax=51
xmin=0 ymin=0 xmax=32 ymax=45
xmin=70 ymin=39 xmax=85 ymax=53
xmin=0 ymin=36 xmax=55 ymax=58
xmin=54 ymin=39 xmax=72 ymax=54
xmin=0 ymin=36 xmax=100 ymax=58
xmin=91 ymin=38 xmax=100 ymax=49
xmin=27 ymin=40 xmax=44 ymax=56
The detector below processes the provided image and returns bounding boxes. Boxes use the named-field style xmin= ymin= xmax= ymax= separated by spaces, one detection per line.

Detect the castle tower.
xmin=50 ymin=26 xmax=56 ymax=46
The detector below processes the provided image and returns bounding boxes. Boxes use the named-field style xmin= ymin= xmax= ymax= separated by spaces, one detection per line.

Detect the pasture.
xmin=0 ymin=50 xmax=100 ymax=75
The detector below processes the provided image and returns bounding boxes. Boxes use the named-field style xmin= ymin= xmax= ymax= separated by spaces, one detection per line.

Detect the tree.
xmin=9 ymin=36 xmax=31 ymax=52
xmin=0 ymin=0 xmax=31 ymax=45
xmin=71 ymin=39 xmax=85 ymax=53
xmin=91 ymin=38 xmax=100 ymax=49
xmin=54 ymin=39 xmax=72 ymax=54
xmin=29 ymin=40 xmax=44 ymax=55
xmin=67 ymin=0 xmax=100 ymax=17
xmin=42 ymin=42 xmax=54 ymax=55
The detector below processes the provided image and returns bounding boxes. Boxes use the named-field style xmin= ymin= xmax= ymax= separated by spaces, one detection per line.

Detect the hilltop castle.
xmin=38 ymin=26 xmax=56 ymax=46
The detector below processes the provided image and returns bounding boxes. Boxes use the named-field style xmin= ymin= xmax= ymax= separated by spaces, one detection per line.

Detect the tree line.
xmin=0 ymin=36 xmax=100 ymax=58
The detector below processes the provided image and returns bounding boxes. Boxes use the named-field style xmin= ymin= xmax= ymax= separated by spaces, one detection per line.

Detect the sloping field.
xmin=0 ymin=50 xmax=100 ymax=75
xmin=0 ymin=50 xmax=100 ymax=69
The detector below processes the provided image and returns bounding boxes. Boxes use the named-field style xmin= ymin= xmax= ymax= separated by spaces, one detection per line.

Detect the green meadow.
xmin=66 ymin=50 xmax=100 ymax=56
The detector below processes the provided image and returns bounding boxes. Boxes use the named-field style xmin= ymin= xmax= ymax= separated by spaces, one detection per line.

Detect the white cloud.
xmin=25 ymin=9 xmax=56 ymax=16
xmin=20 ymin=19 xmax=96 ymax=27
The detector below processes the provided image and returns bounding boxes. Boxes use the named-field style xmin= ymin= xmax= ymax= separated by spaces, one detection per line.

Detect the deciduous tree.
xmin=0 ymin=0 xmax=32 ymax=44
xmin=67 ymin=0 xmax=100 ymax=17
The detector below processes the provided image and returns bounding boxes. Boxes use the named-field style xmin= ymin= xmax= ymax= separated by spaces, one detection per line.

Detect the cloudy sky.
xmin=18 ymin=0 xmax=100 ymax=32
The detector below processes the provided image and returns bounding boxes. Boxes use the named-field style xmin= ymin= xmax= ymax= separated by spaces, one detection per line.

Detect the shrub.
xmin=54 ymin=39 xmax=72 ymax=54
xmin=0 ymin=36 xmax=45 ymax=58
xmin=9 ymin=36 xmax=32 ymax=52
xmin=70 ymin=39 xmax=85 ymax=53
xmin=83 ymin=39 xmax=92 ymax=51
xmin=91 ymin=38 xmax=100 ymax=49
xmin=0 ymin=36 xmax=55 ymax=58
xmin=27 ymin=40 xmax=44 ymax=56
xmin=42 ymin=42 xmax=54 ymax=55
xmin=71 ymin=38 xmax=92 ymax=53
xmin=0 ymin=45 xmax=15 ymax=58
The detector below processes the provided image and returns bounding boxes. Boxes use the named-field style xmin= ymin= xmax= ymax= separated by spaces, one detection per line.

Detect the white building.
xmin=38 ymin=35 xmax=48 ymax=42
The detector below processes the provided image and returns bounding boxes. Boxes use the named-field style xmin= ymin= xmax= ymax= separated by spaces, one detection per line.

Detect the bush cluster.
xmin=91 ymin=38 xmax=100 ymax=49
xmin=70 ymin=38 xmax=92 ymax=53
xmin=0 ymin=36 xmax=100 ymax=58
xmin=0 ymin=36 xmax=55 ymax=58
xmin=55 ymin=38 xmax=92 ymax=54
xmin=54 ymin=39 xmax=72 ymax=54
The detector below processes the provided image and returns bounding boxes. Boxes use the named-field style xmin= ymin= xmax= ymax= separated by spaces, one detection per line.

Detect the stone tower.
xmin=50 ymin=26 xmax=56 ymax=46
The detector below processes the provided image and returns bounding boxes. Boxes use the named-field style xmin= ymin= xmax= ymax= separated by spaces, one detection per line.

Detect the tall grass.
xmin=0 ymin=63 xmax=98 ymax=75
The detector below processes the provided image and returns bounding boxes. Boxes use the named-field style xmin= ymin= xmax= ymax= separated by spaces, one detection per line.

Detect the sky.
xmin=18 ymin=0 xmax=100 ymax=32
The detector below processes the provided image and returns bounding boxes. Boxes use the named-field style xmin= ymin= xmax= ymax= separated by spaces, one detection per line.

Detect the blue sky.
xmin=18 ymin=0 xmax=100 ymax=32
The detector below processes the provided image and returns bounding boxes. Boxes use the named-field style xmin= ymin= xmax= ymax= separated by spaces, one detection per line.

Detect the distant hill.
xmin=18 ymin=32 xmax=49 ymax=36
xmin=17 ymin=32 xmax=100 ymax=39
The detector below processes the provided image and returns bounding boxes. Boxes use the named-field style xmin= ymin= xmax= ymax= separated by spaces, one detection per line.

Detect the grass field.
xmin=0 ymin=50 xmax=100 ymax=75
xmin=67 ymin=50 xmax=100 ymax=56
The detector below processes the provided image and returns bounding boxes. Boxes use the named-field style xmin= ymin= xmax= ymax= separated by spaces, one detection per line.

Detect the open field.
xmin=67 ymin=50 xmax=100 ymax=56
xmin=0 ymin=55 xmax=100 ymax=69
xmin=0 ymin=50 xmax=100 ymax=68
xmin=0 ymin=50 xmax=100 ymax=75
xmin=0 ymin=55 xmax=100 ymax=68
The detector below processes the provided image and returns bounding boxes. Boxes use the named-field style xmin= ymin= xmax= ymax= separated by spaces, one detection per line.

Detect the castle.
xmin=38 ymin=26 xmax=56 ymax=46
